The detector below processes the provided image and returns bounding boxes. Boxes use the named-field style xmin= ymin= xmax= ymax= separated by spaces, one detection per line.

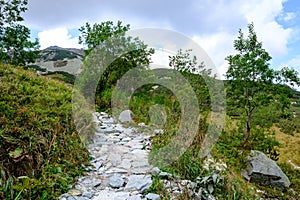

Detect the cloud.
xmin=23 ymin=0 xmax=246 ymax=34
xmin=190 ymin=0 xmax=294 ymax=79
xmin=280 ymin=55 xmax=300 ymax=69
xmin=38 ymin=28 xmax=83 ymax=49
xmin=193 ymin=32 xmax=236 ymax=78
xmin=150 ymin=50 xmax=172 ymax=68
xmin=23 ymin=0 xmax=297 ymax=78
xmin=283 ymin=12 xmax=296 ymax=21
xmin=240 ymin=0 xmax=292 ymax=57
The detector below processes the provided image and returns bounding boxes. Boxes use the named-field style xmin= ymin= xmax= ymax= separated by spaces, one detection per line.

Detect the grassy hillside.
xmin=0 ymin=64 xmax=91 ymax=199
xmin=3 ymin=60 xmax=298 ymax=199
xmin=95 ymin=69 xmax=300 ymax=199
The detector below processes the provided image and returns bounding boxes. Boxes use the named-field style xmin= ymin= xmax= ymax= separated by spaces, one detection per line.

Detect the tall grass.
xmin=0 ymin=64 xmax=91 ymax=199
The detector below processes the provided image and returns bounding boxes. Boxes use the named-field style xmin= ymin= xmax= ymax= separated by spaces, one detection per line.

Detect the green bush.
xmin=0 ymin=64 xmax=91 ymax=199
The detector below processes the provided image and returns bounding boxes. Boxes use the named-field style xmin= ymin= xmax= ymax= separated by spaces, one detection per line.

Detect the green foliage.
xmin=77 ymin=20 xmax=154 ymax=109
xmin=278 ymin=117 xmax=297 ymax=136
xmin=0 ymin=64 xmax=91 ymax=199
xmin=0 ymin=24 xmax=39 ymax=65
xmin=0 ymin=0 xmax=40 ymax=66
xmin=79 ymin=20 xmax=130 ymax=56
xmin=277 ymin=89 xmax=300 ymax=135
xmin=194 ymin=169 xmax=225 ymax=198
xmin=279 ymin=163 xmax=300 ymax=193
xmin=169 ymin=49 xmax=211 ymax=76
xmin=24 ymin=64 xmax=47 ymax=72
xmin=0 ymin=0 xmax=28 ymax=26
xmin=225 ymin=23 xmax=300 ymax=145
xmin=46 ymin=71 xmax=76 ymax=85
xmin=24 ymin=65 xmax=76 ymax=85
xmin=146 ymin=175 xmax=169 ymax=199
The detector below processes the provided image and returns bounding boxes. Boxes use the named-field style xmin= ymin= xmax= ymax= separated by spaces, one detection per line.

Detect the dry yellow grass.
xmin=223 ymin=115 xmax=300 ymax=167
xmin=272 ymin=126 xmax=300 ymax=167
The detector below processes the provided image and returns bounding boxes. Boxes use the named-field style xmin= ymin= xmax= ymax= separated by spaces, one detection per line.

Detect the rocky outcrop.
xmin=242 ymin=150 xmax=290 ymax=190
xmin=30 ymin=46 xmax=83 ymax=75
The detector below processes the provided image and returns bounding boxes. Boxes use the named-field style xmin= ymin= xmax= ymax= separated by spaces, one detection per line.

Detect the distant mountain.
xmin=29 ymin=46 xmax=84 ymax=75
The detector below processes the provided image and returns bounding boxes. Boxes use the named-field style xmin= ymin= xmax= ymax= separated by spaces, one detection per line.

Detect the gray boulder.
xmin=119 ymin=110 xmax=134 ymax=123
xmin=242 ymin=150 xmax=290 ymax=190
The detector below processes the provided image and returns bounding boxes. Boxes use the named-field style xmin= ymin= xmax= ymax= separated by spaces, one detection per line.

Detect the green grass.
xmin=75 ymin=64 xmax=300 ymax=199
xmin=0 ymin=64 xmax=92 ymax=199
xmin=123 ymin=84 xmax=299 ymax=199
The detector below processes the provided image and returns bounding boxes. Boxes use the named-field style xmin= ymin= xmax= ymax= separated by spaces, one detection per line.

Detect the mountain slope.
xmin=0 ymin=64 xmax=91 ymax=199
xmin=30 ymin=46 xmax=84 ymax=75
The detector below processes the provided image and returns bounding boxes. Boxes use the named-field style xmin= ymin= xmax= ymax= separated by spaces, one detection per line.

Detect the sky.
xmin=22 ymin=0 xmax=300 ymax=80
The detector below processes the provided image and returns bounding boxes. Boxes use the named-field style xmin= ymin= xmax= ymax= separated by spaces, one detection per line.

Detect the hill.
xmin=29 ymin=46 xmax=84 ymax=75
xmin=0 ymin=64 xmax=92 ymax=199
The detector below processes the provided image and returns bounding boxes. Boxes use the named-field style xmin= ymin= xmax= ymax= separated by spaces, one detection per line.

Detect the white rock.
xmin=119 ymin=110 xmax=134 ymax=123
xmin=145 ymin=193 xmax=160 ymax=200
xmin=109 ymin=174 xmax=125 ymax=188
xmin=125 ymin=175 xmax=152 ymax=192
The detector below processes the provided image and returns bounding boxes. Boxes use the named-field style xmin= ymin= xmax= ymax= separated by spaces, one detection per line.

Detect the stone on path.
xmin=109 ymin=174 xmax=125 ymax=188
xmin=125 ymin=175 xmax=153 ymax=193
xmin=119 ymin=110 xmax=134 ymax=123
xmin=92 ymin=190 xmax=131 ymax=200
xmin=145 ymin=193 xmax=160 ymax=200
xmin=68 ymin=189 xmax=82 ymax=196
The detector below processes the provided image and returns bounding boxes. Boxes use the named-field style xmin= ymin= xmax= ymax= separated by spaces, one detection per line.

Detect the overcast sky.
xmin=22 ymin=0 xmax=300 ymax=79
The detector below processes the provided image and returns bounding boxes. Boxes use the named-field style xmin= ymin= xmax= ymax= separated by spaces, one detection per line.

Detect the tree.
xmin=225 ymin=23 xmax=300 ymax=146
xmin=77 ymin=21 xmax=154 ymax=110
xmin=0 ymin=24 xmax=39 ymax=65
xmin=168 ymin=49 xmax=213 ymax=111
xmin=79 ymin=21 xmax=130 ymax=56
xmin=169 ymin=49 xmax=208 ymax=74
xmin=0 ymin=0 xmax=28 ymax=27
xmin=0 ymin=0 xmax=39 ymax=65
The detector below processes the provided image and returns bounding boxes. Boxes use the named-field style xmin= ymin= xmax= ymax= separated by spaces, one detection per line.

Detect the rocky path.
xmin=59 ymin=112 xmax=160 ymax=200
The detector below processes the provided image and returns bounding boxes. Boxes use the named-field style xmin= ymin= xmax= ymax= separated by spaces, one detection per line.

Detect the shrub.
xmin=0 ymin=64 xmax=91 ymax=199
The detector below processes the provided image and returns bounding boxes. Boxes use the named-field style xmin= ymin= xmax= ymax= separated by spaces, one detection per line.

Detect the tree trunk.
xmin=243 ymin=114 xmax=251 ymax=147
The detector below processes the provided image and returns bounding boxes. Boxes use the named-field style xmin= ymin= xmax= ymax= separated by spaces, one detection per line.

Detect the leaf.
xmin=208 ymin=183 xmax=214 ymax=194
xmin=17 ymin=176 xmax=29 ymax=179
xmin=212 ymin=173 xmax=219 ymax=183
xmin=9 ymin=148 xmax=23 ymax=158
xmin=201 ymin=176 xmax=210 ymax=184
xmin=57 ymin=167 xmax=62 ymax=173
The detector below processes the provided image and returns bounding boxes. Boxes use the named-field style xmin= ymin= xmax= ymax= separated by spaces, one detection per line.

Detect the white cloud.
xmin=150 ymin=50 xmax=172 ymax=69
xmin=191 ymin=0 xmax=293 ymax=79
xmin=38 ymin=28 xmax=83 ymax=49
xmin=283 ymin=12 xmax=296 ymax=21
xmin=240 ymin=0 xmax=292 ymax=57
xmin=29 ymin=0 xmax=295 ymax=80
xmin=193 ymin=32 xmax=236 ymax=78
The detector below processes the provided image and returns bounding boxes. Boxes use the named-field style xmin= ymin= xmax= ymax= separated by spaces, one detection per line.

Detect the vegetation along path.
xmin=59 ymin=112 xmax=161 ymax=200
